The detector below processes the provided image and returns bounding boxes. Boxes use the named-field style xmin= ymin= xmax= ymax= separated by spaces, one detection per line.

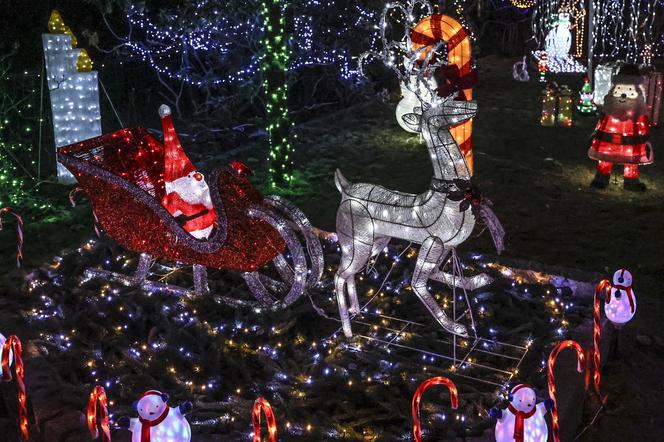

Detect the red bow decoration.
xmin=435 ymin=64 xmax=478 ymax=100
xmin=609 ymin=284 xmax=635 ymax=313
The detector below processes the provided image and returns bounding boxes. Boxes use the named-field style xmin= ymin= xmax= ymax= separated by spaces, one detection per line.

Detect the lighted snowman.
xmin=0 ymin=333 xmax=13 ymax=379
xmin=545 ymin=12 xmax=572 ymax=60
xmin=489 ymin=384 xmax=553 ymax=442
xmin=605 ymin=269 xmax=637 ymax=325
xmin=120 ymin=390 xmax=192 ymax=442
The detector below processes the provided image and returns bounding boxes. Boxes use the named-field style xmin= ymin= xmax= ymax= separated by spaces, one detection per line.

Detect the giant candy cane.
xmin=0 ymin=207 xmax=24 ymax=267
xmin=547 ymin=340 xmax=586 ymax=442
xmin=252 ymin=397 xmax=278 ymax=442
xmin=1 ymin=335 xmax=29 ymax=440
xmin=87 ymin=385 xmax=112 ymax=442
xmin=410 ymin=14 xmax=475 ymax=174
xmin=412 ymin=376 xmax=459 ymax=442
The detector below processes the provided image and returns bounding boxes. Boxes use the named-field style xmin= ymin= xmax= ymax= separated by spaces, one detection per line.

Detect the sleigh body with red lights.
xmin=57 ymin=125 xmax=322 ymax=308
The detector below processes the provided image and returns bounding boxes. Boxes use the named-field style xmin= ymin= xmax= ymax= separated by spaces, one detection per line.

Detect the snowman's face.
xmin=136 ymin=394 xmax=168 ymax=420
xmin=165 ymin=171 xmax=211 ymax=205
xmin=511 ymin=387 xmax=537 ymax=413
xmin=612 ymin=269 xmax=633 ymax=286
xmin=558 ymin=12 xmax=570 ymax=23
xmin=612 ymin=84 xmax=639 ymax=102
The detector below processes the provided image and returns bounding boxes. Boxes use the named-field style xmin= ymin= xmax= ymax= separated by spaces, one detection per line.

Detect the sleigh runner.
xmin=57 ymin=106 xmax=322 ymax=307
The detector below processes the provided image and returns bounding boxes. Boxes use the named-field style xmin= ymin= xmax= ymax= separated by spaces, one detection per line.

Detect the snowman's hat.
xmin=159 ymin=105 xmax=196 ymax=185
xmin=508 ymin=384 xmax=534 ymax=401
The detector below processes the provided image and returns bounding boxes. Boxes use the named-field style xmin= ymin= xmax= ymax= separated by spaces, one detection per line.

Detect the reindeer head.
xmin=402 ymin=94 xmax=477 ymax=133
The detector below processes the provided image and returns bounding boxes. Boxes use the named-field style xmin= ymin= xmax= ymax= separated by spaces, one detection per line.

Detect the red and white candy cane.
xmin=252 ymin=397 xmax=278 ymax=442
xmin=410 ymin=14 xmax=475 ymax=174
xmin=87 ymin=385 xmax=112 ymax=442
xmin=0 ymin=207 xmax=24 ymax=267
xmin=593 ymin=279 xmax=611 ymax=396
xmin=1 ymin=335 xmax=29 ymax=440
xmin=412 ymin=376 xmax=459 ymax=442
xmin=547 ymin=340 xmax=586 ymax=442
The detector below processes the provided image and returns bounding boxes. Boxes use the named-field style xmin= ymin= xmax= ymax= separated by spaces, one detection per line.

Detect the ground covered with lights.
xmin=1 ymin=57 xmax=663 ymax=441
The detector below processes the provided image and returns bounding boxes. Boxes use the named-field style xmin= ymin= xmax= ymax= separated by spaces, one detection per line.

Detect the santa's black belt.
xmin=593 ymin=130 xmax=649 ymax=145
xmin=175 ymin=209 xmax=209 ymax=226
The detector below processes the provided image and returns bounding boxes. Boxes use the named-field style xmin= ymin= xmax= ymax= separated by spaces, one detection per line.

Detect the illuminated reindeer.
xmin=334 ymin=92 xmax=504 ymax=338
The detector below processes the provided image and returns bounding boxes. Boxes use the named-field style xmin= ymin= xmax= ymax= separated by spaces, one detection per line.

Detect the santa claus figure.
xmin=159 ymin=105 xmax=217 ymax=238
xmin=489 ymin=384 xmax=553 ymax=442
xmin=589 ymin=66 xmax=653 ymax=191
xmin=118 ymin=390 xmax=192 ymax=442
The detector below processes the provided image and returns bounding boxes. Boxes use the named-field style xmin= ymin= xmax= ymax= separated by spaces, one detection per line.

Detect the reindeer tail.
xmin=334 ymin=169 xmax=351 ymax=194
xmin=477 ymin=199 xmax=505 ymax=255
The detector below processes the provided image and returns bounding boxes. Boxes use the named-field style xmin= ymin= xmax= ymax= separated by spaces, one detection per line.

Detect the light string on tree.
xmin=252 ymin=397 xmax=278 ymax=442
xmin=0 ymin=207 xmax=24 ymax=267
xmin=590 ymin=0 xmax=663 ymax=63
xmin=547 ymin=340 xmax=586 ymax=442
xmin=261 ymin=0 xmax=294 ymax=187
xmin=411 ymin=376 xmax=459 ymax=442
xmin=1 ymin=335 xmax=29 ymax=441
xmin=87 ymin=385 xmax=112 ymax=442
xmin=121 ymin=1 xmax=379 ymax=87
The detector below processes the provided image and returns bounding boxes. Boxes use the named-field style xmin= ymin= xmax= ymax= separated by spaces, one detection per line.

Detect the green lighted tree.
xmin=261 ymin=0 xmax=294 ymax=188
xmin=0 ymin=53 xmax=50 ymax=211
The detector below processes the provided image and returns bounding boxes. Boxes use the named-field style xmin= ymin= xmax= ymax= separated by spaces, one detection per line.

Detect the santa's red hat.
xmin=159 ymin=105 xmax=196 ymax=184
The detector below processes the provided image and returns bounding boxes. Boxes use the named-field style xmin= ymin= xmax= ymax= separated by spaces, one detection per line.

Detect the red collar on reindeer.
xmin=138 ymin=390 xmax=170 ymax=442
xmin=506 ymin=384 xmax=537 ymax=442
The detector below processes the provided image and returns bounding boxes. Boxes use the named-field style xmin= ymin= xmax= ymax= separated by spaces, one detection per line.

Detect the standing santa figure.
xmin=118 ymin=390 xmax=193 ymax=442
xmin=589 ymin=66 xmax=653 ymax=191
xmin=489 ymin=384 xmax=553 ymax=442
xmin=159 ymin=105 xmax=217 ymax=238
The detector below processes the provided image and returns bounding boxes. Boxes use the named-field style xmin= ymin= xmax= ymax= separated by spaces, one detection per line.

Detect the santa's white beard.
xmin=165 ymin=177 xmax=213 ymax=208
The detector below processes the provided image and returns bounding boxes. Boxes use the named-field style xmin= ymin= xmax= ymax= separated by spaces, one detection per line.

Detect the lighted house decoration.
xmin=42 ymin=10 xmax=102 ymax=184
xmin=532 ymin=2 xmax=586 ymax=73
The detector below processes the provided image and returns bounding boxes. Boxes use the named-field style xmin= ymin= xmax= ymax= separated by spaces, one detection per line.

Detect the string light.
xmin=120 ymin=1 xmax=379 ymax=87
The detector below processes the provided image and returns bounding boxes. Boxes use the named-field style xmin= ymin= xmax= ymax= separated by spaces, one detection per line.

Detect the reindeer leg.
xmin=335 ymin=199 xmax=374 ymax=337
xmin=412 ymin=237 xmax=469 ymax=337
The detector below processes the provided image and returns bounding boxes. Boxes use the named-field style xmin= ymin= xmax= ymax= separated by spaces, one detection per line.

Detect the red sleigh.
xmin=57 ymin=107 xmax=322 ymax=308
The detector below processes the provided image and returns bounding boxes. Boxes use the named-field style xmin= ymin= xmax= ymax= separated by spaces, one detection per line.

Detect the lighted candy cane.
xmin=593 ymin=278 xmax=611 ymax=397
xmin=1 ymin=335 xmax=29 ymax=440
xmin=412 ymin=376 xmax=459 ymax=442
xmin=0 ymin=207 xmax=24 ymax=267
xmin=87 ymin=385 xmax=112 ymax=442
xmin=547 ymin=340 xmax=586 ymax=442
xmin=410 ymin=14 xmax=475 ymax=174
xmin=252 ymin=397 xmax=278 ymax=442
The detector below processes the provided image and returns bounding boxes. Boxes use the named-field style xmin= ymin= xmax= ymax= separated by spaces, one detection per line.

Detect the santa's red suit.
xmin=158 ymin=105 xmax=217 ymax=239
xmin=589 ymin=114 xmax=652 ymax=178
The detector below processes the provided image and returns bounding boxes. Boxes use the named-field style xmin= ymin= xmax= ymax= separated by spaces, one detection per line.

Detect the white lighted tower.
xmin=42 ymin=10 xmax=101 ymax=184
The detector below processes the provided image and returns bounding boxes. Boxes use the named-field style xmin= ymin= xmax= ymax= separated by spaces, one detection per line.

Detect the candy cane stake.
xmin=0 ymin=207 xmax=24 ymax=267
xmin=87 ymin=385 xmax=112 ymax=442
xmin=412 ymin=376 xmax=459 ymax=442
xmin=1 ymin=335 xmax=29 ymax=440
xmin=593 ymin=279 xmax=611 ymax=396
xmin=547 ymin=340 xmax=586 ymax=442
xmin=252 ymin=397 xmax=278 ymax=442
